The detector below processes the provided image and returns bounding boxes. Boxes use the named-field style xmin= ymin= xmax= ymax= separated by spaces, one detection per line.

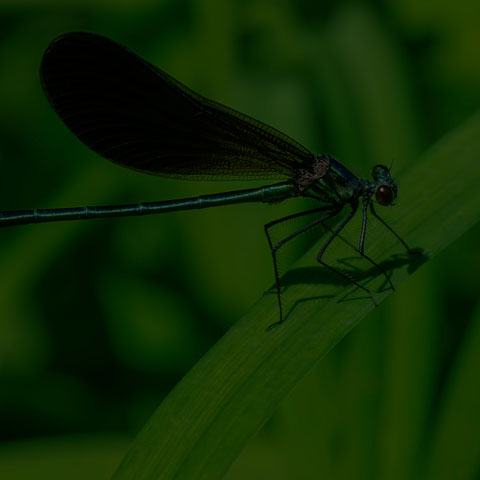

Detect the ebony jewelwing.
xmin=0 ymin=32 xmax=416 ymax=327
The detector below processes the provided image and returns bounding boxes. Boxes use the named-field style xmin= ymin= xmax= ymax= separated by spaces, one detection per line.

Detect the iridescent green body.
xmin=0 ymin=155 xmax=395 ymax=227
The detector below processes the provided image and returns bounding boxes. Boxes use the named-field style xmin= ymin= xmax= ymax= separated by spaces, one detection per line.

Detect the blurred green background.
xmin=0 ymin=1 xmax=479 ymax=479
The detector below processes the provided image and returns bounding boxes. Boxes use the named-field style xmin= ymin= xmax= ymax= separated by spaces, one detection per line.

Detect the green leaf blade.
xmin=113 ymin=111 xmax=480 ymax=480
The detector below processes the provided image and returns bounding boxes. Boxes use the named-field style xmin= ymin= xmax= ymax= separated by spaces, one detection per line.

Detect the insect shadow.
xmin=266 ymin=246 xmax=427 ymax=321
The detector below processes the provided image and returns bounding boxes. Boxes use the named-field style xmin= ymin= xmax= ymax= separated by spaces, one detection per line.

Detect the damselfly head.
xmin=371 ymin=164 xmax=397 ymax=206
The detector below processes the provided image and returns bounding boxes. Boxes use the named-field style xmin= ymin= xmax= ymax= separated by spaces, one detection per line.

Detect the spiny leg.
xmin=319 ymin=220 xmax=393 ymax=291
xmin=369 ymin=202 xmax=416 ymax=254
xmin=316 ymin=203 xmax=378 ymax=307
xmin=310 ymin=205 xmax=393 ymax=291
xmin=264 ymin=206 xmax=340 ymax=329
xmin=358 ymin=200 xmax=394 ymax=291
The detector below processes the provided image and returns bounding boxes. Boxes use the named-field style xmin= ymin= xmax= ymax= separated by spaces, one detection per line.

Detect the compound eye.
xmin=375 ymin=185 xmax=394 ymax=206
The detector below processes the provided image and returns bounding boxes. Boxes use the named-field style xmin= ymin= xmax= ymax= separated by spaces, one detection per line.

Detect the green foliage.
xmin=0 ymin=1 xmax=479 ymax=480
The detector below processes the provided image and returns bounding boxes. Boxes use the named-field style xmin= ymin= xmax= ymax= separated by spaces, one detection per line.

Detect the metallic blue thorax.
xmin=307 ymin=156 xmax=362 ymax=205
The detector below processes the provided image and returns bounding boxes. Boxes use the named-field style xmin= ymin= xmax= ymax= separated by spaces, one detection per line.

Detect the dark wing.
xmin=40 ymin=32 xmax=314 ymax=181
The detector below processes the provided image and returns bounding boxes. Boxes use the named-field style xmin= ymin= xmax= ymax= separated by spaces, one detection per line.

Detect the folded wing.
xmin=40 ymin=32 xmax=314 ymax=181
